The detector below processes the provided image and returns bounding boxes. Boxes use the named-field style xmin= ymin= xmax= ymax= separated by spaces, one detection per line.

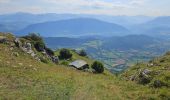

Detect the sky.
xmin=0 ymin=0 xmax=170 ymax=16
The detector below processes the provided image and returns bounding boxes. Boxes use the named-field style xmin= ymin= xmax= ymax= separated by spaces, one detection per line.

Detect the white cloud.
xmin=0 ymin=0 xmax=169 ymax=16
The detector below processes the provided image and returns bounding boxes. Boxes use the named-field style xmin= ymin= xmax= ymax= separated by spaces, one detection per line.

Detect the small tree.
xmin=91 ymin=61 xmax=104 ymax=73
xmin=79 ymin=49 xmax=87 ymax=56
xmin=59 ymin=48 xmax=72 ymax=59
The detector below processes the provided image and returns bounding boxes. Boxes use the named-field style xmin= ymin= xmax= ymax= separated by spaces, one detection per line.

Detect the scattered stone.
xmin=147 ymin=63 xmax=154 ymax=67
xmin=12 ymin=52 xmax=19 ymax=57
xmin=31 ymin=52 xmax=36 ymax=57
xmin=33 ymin=67 xmax=37 ymax=71
xmin=29 ymin=65 xmax=32 ymax=67
xmin=18 ymin=63 xmax=23 ymax=66
xmin=35 ymin=57 xmax=40 ymax=61
xmin=130 ymin=75 xmax=136 ymax=81
xmin=10 ymin=47 xmax=14 ymax=51
xmin=42 ymin=51 xmax=46 ymax=55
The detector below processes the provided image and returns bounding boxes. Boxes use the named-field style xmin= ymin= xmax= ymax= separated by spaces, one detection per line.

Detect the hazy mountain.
xmin=1 ymin=12 xmax=170 ymax=37
xmin=17 ymin=18 xmax=130 ymax=37
xmin=131 ymin=16 xmax=170 ymax=36
xmin=0 ymin=12 xmax=153 ymax=33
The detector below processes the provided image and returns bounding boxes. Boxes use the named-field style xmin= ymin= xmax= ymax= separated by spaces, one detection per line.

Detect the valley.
xmin=44 ymin=35 xmax=170 ymax=73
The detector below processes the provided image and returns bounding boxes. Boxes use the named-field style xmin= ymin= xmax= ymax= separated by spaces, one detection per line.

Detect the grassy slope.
xmin=0 ymin=44 xmax=160 ymax=100
xmin=0 ymin=34 xmax=169 ymax=100
xmin=122 ymin=52 xmax=170 ymax=99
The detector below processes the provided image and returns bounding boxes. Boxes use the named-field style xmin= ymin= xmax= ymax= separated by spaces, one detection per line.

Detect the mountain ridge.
xmin=17 ymin=18 xmax=130 ymax=37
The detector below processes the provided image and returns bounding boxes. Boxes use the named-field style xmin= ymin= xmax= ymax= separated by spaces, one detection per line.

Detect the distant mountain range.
xmin=17 ymin=18 xmax=130 ymax=37
xmin=0 ymin=12 xmax=170 ymax=37
xmin=131 ymin=16 xmax=170 ymax=36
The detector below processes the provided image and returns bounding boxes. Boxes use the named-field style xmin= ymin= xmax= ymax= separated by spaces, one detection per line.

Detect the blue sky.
xmin=0 ymin=0 xmax=170 ymax=16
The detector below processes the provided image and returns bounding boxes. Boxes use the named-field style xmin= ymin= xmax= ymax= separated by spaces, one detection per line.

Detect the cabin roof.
xmin=69 ymin=60 xmax=88 ymax=68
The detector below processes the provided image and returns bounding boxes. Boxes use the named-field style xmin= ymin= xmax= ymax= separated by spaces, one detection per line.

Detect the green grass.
xmin=0 ymin=33 xmax=170 ymax=100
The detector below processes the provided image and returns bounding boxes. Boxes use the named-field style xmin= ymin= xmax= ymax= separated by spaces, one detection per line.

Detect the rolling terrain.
xmin=44 ymin=35 xmax=170 ymax=73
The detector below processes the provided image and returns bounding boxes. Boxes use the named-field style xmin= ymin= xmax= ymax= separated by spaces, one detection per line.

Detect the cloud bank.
xmin=0 ymin=0 xmax=169 ymax=16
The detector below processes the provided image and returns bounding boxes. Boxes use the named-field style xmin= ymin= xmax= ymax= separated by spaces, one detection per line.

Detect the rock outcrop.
xmin=0 ymin=36 xmax=7 ymax=43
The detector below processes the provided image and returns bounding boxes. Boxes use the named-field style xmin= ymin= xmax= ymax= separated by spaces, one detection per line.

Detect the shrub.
xmin=91 ymin=61 xmax=104 ymax=73
xmin=23 ymin=33 xmax=45 ymax=52
xmin=45 ymin=47 xmax=54 ymax=56
xmin=79 ymin=49 xmax=87 ymax=56
xmin=23 ymin=33 xmax=43 ymax=42
xmin=59 ymin=49 xmax=72 ymax=59
xmin=34 ymin=41 xmax=45 ymax=52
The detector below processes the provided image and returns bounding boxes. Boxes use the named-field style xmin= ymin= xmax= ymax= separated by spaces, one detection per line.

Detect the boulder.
xmin=25 ymin=43 xmax=32 ymax=51
xmin=153 ymin=80 xmax=164 ymax=88
xmin=51 ymin=56 xmax=59 ymax=64
xmin=138 ymin=69 xmax=152 ymax=84
xmin=14 ymin=38 xmax=22 ymax=48
xmin=0 ymin=36 xmax=7 ymax=43
xmin=142 ymin=69 xmax=151 ymax=75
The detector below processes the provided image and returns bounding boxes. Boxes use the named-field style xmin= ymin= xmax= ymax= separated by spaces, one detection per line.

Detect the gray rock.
xmin=35 ymin=57 xmax=40 ymax=61
xmin=51 ymin=56 xmax=59 ymax=64
xmin=25 ymin=43 xmax=32 ymax=51
xmin=31 ymin=52 xmax=36 ymax=57
xmin=0 ymin=36 xmax=7 ymax=43
xmin=130 ymin=75 xmax=136 ymax=81
xmin=14 ymin=38 xmax=22 ymax=47
xmin=153 ymin=80 xmax=163 ymax=88
xmin=143 ymin=69 xmax=151 ymax=75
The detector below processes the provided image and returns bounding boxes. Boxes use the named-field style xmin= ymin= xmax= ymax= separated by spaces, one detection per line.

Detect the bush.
xmin=34 ymin=41 xmax=45 ymax=52
xmin=91 ymin=61 xmax=104 ymax=73
xmin=45 ymin=47 xmax=54 ymax=56
xmin=79 ymin=49 xmax=87 ymax=56
xmin=23 ymin=33 xmax=45 ymax=52
xmin=59 ymin=48 xmax=72 ymax=59
xmin=23 ymin=33 xmax=43 ymax=42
